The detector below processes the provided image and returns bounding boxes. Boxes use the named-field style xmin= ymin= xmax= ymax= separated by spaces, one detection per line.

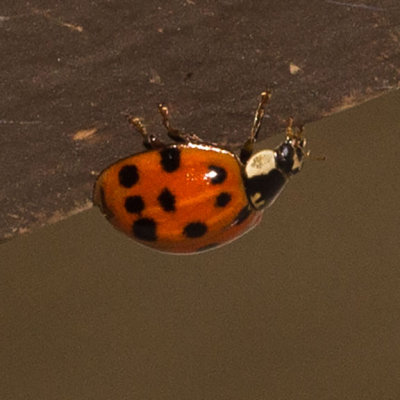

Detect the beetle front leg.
xmin=127 ymin=116 xmax=166 ymax=150
xmin=240 ymin=90 xmax=271 ymax=164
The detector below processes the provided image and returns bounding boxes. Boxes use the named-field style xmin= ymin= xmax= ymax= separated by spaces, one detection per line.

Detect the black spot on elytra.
xmin=133 ymin=218 xmax=157 ymax=241
xmin=160 ymin=147 xmax=180 ymax=172
xmin=232 ymin=205 xmax=251 ymax=226
xmin=125 ymin=195 xmax=145 ymax=214
xmin=183 ymin=222 xmax=208 ymax=238
xmin=119 ymin=165 xmax=139 ymax=188
xmin=196 ymin=243 xmax=220 ymax=252
xmin=208 ymin=165 xmax=227 ymax=184
xmin=157 ymin=188 xmax=176 ymax=212
xmin=215 ymin=192 xmax=231 ymax=207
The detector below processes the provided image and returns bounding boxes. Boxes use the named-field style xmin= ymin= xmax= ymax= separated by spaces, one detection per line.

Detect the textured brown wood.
xmin=1 ymin=0 xmax=399 ymax=239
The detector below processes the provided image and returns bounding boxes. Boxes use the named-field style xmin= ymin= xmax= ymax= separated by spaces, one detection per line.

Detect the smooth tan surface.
xmin=1 ymin=91 xmax=400 ymax=399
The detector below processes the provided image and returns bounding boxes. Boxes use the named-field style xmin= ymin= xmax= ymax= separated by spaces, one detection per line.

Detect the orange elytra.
xmin=94 ymin=91 xmax=308 ymax=254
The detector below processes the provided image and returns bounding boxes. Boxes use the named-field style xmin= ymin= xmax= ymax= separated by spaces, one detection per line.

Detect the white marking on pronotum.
xmin=245 ymin=150 xmax=276 ymax=179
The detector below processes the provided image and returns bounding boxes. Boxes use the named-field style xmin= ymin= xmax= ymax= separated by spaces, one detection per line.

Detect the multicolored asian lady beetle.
xmin=93 ymin=91 xmax=308 ymax=254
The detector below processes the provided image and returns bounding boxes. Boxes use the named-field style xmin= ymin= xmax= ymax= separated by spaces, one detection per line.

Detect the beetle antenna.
xmin=286 ymin=118 xmax=305 ymax=140
xmin=305 ymin=151 xmax=327 ymax=161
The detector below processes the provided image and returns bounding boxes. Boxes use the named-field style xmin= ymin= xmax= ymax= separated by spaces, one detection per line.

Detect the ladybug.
xmin=93 ymin=91 xmax=308 ymax=254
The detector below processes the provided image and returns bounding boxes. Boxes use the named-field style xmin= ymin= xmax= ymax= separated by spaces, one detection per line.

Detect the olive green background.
xmin=1 ymin=90 xmax=399 ymax=399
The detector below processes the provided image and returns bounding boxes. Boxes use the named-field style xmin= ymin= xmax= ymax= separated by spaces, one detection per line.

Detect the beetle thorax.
xmin=244 ymin=149 xmax=287 ymax=210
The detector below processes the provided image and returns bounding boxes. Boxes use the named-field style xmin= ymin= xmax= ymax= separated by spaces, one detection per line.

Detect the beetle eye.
xmin=281 ymin=143 xmax=291 ymax=157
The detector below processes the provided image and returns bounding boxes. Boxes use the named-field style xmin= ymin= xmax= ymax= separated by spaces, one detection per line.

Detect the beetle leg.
xmin=158 ymin=104 xmax=204 ymax=144
xmin=127 ymin=116 xmax=166 ymax=150
xmin=240 ymin=90 xmax=271 ymax=164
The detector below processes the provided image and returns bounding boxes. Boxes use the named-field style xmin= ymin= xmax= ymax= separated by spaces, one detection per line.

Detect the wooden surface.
xmin=1 ymin=0 xmax=400 ymax=240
